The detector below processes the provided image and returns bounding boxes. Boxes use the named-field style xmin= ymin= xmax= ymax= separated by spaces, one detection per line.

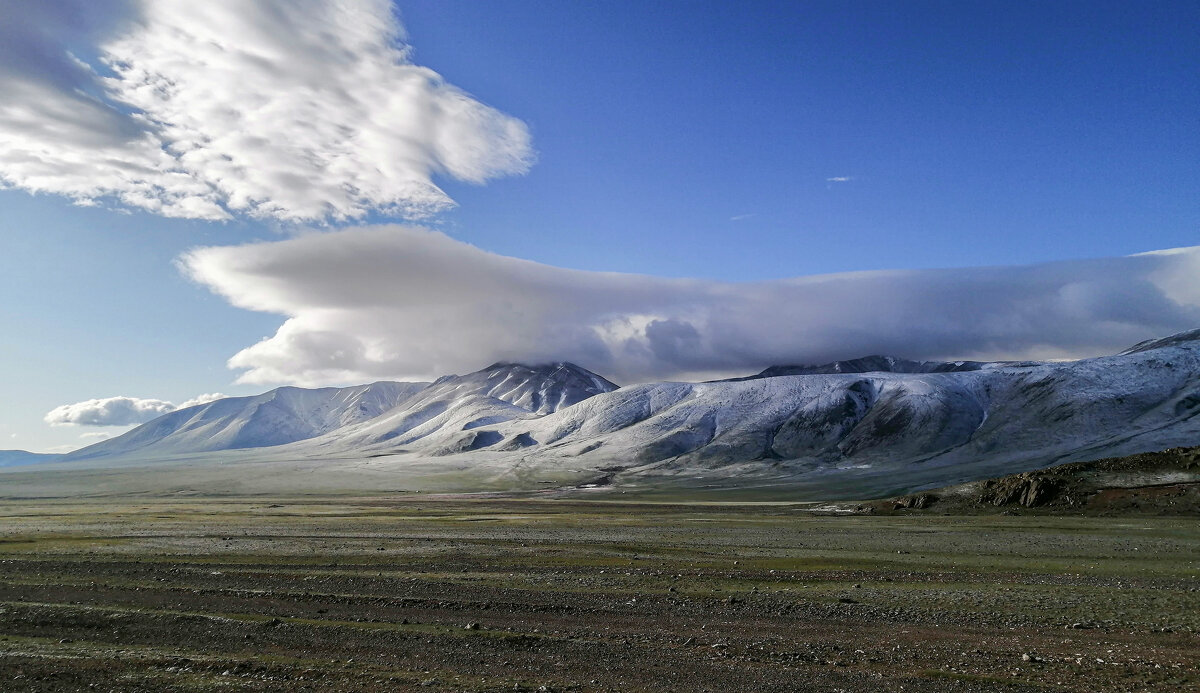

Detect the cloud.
xmin=179 ymin=225 xmax=1200 ymax=385
xmin=826 ymin=176 xmax=853 ymax=182
xmin=80 ymin=431 xmax=113 ymax=441
xmin=43 ymin=444 xmax=85 ymax=454
xmin=45 ymin=396 xmax=176 ymax=426
xmin=178 ymin=393 xmax=227 ymax=409
xmin=0 ymin=0 xmax=532 ymax=222
xmin=44 ymin=391 xmax=228 ymax=427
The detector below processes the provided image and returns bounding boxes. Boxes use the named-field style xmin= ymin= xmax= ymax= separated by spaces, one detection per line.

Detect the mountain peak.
xmin=447 ymin=361 xmax=617 ymax=414
xmin=482 ymin=360 xmax=593 ymax=373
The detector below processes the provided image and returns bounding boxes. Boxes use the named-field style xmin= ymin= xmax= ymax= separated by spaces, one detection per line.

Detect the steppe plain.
xmin=0 ymin=489 xmax=1196 ymax=692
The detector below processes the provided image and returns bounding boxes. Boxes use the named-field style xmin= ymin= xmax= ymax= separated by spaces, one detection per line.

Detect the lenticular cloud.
xmin=179 ymin=225 xmax=1200 ymax=386
xmin=0 ymin=0 xmax=533 ymax=222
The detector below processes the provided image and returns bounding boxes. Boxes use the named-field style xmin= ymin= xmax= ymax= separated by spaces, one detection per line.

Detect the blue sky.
xmin=1 ymin=0 xmax=1197 ymax=452
xmin=398 ymin=0 xmax=1199 ymax=276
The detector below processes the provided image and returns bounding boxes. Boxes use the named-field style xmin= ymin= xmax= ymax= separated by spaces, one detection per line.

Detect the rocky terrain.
xmin=0 ymin=497 xmax=1195 ymax=692
xmin=882 ymin=445 xmax=1200 ymax=515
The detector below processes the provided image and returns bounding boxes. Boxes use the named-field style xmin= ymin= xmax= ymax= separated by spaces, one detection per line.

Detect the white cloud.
xmin=80 ymin=431 xmax=113 ymax=441
xmin=44 ymin=391 xmax=228 ymax=427
xmin=43 ymin=444 xmax=85 ymax=454
xmin=177 ymin=393 xmax=227 ymax=409
xmin=0 ymin=0 xmax=532 ymax=222
xmin=826 ymin=176 xmax=853 ymax=182
xmin=179 ymin=225 xmax=1200 ymax=385
xmin=45 ymin=396 xmax=176 ymax=426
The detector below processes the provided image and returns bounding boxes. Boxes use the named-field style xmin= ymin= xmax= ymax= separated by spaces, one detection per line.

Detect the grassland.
xmin=0 ymin=497 xmax=1196 ymax=691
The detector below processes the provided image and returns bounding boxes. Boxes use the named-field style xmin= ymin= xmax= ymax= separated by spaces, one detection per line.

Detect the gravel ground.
xmin=0 ymin=497 xmax=1196 ymax=692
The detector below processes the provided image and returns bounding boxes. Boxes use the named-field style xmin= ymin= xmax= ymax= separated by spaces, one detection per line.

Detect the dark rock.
xmin=894 ymin=493 xmax=937 ymax=509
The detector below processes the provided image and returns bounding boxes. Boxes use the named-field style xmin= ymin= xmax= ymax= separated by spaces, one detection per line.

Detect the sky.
xmin=0 ymin=0 xmax=1197 ymax=453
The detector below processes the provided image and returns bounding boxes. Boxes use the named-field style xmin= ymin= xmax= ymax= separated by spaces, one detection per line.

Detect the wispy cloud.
xmin=180 ymin=226 xmax=1200 ymax=385
xmin=0 ymin=0 xmax=533 ymax=222
xmin=729 ymin=213 xmax=756 ymax=222
xmin=826 ymin=176 xmax=854 ymax=183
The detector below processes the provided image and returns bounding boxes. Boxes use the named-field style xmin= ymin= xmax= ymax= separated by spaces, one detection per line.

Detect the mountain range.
xmin=9 ymin=329 xmax=1200 ymax=499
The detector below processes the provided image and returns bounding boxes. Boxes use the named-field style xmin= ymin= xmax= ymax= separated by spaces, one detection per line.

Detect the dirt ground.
xmin=0 ymin=497 xmax=1196 ymax=692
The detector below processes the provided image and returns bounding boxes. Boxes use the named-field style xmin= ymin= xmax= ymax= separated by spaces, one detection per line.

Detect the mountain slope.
xmin=279 ymin=362 xmax=618 ymax=455
xmin=63 ymin=362 xmax=618 ymax=462
xmin=63 ymin=381 xmax=427 ymax=460
xmin=360 ymin=329 xmax=1200 ymax=496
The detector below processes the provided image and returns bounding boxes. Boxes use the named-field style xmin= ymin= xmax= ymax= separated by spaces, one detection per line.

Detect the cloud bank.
xmin=45 ymin=392 xmax=228 ymax=427
xmin=180 ymin=226 xmax=1200 ymax=385
xmin=45 ymin=396 xmax=176 ymax=426
xmin=0 ymin=0 xmax=532 ymax=221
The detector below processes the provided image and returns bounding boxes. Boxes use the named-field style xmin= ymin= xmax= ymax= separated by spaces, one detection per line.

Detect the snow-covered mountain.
xmin=496 ymin=342 xmax=1200 ymax=494
xmin=63 ymin=381 xmax=427 ymax=460
xmin=63 ymin=362 xmax=616 ymax=461
xmin=447 ymin=362 xmax=618 ymax=414
xmin=42 ymin=330 xmax=1200 ymax=498
xmin=271 ymin=361 xmax=618 ymax=457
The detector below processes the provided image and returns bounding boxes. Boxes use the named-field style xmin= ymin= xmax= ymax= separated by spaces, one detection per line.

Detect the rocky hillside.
xmin=880 ymin=445 xmax=1200 ymax=515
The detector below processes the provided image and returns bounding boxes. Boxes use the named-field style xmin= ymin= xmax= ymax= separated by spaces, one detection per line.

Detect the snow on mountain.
xmin=62 ymin=362 xmax=617 ymax=462
xmin=37 ymin=329 xmax=1200 ymax=498
xmin=463 ymin=373 xmax=993 ymax=470
xmin=353 ymin=329 xmax=1200 ymax=493
xmin=279 ymin=362 xmax=618 ymax=455
xmin=63 ymin=381 xmax=427 ymax=460
xmin=465 ymin=362 xmax=618 ymax=414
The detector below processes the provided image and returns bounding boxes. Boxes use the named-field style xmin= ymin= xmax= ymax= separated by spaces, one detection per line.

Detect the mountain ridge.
xmin=15 ymin=328 xmax=1200 ymax=500
xmin=0 ymin=450 xmax=63 ymax=468
xmin=62 ymin=362 xmax=617 ymax=461
xmin=62 ymin=380 xmax=427 ymax=460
